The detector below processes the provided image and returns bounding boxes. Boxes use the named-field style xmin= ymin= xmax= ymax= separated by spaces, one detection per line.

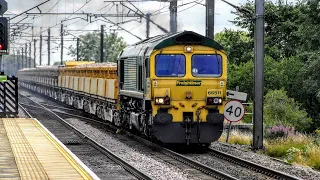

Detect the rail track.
xmin=18 ymin=94 xmax=152 ymax=180
xmin=206 ymin=148 xmax=301 ymax=180
xmin=19 ymin=88 xmax=302 ymax=180
xmin=19 ymin=89 xmax=238 ymax=180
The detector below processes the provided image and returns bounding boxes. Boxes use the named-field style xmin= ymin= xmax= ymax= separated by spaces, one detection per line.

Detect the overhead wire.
xmin=58 ymin=1 xmax=119 ymax=55
xmin=63 ymin=2 xmax=115 ymax=39
xmin=11 ymin=0 xmax=93 ymax=64
xmin=12 ymin=0 xmax=204 ymax=58
xmin=152 ymin=0 xmax=203 ymax=16
xmin=178 ymin=0 xmax=204 ymax=13
xmin=11 ymin=0 xmax=62 ymax=29
xmin=11 ymin=0 xmax=63 ymax=43
xmin=33 ymin=0 xmax=93 ymax=37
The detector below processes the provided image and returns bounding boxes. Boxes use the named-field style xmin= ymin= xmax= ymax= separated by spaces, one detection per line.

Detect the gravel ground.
xmin=18 ymin=107 xmax=29 ymax=118
xmin=186 ymin=153 xmax=273 ymax=180
xmin=210 ymin=142 xmax=320 ymax=180
xmin=64 ymin=117 xmax=204 ymax=180
xmin=21 ymin=89 xmax=320 ymax=180
xmin=19 ymin=90 xmax=209 ymax=180
xmin=18 ymin=94 xmax=137 ymax=180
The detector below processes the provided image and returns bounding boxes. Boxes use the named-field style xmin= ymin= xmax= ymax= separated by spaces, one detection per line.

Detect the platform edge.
xmin=32 ymin=118 xmax=101 ymax=180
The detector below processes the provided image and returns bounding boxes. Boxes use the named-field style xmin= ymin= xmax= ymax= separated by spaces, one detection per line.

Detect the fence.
xmin=0 ymin=76 xmax=19 ymax=117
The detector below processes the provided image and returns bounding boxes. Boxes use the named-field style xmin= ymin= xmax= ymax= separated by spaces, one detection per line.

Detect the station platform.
xmin=0 ymin=118 xmax=99 ymax=180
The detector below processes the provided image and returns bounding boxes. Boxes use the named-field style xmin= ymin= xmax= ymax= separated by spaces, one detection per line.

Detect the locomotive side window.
xmin=191 ymin=54 xmax=222 ymax=77
xmin=145 ymin=58 xmax=149 ymax=78
xmin=138 ymin=65 xmax=143 ymax=91
xmin=119 ymin=59 xmax=124 ymax=89
xmin=155 ymin=54 xmax=185 ymax=77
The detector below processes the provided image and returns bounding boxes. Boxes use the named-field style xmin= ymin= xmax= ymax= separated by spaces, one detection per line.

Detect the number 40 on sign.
xmin=224 ymin=100 xmax=246 ymax=143
xmin=224 ymin=100 xmax=246 ymax=122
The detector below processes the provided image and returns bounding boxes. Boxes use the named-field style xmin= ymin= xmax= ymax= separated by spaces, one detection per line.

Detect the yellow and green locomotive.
xmin=17 ymin=31 xmax=227 ymax=146
xmin=117 ymin=31 xmax=227 ymax=145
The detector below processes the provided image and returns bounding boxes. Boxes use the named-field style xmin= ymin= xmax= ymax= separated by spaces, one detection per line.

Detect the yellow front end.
xmin=149 ymin=45 xmax=227 ymax=145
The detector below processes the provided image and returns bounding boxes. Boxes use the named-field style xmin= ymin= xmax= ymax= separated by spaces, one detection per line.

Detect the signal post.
xmin=0 ymin=0 xmax=8 ymax=72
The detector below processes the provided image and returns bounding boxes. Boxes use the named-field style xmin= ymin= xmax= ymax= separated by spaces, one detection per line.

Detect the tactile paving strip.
xmin=0 ymin=120 xmax=20 ymax=179
xmin=2 ymin=118 xmax=93 ymax=180
xmin=3 ymin=119 xmax=49 ymax=180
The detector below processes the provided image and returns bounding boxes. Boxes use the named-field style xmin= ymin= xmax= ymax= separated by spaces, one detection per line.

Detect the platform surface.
xmin=0 ymin=118 xmax=99 ymax=180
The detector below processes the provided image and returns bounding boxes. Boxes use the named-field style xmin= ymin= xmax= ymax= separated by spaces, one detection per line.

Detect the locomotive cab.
xmin=150 ymin=46 xmax=226 ymax=146
xmin=118 ymin=31 xmax=227 ymax=146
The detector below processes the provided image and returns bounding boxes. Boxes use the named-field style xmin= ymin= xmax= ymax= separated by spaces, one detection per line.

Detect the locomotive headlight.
xmin=207 ymin=97 xmax=222 ymax=105
xmin=184 ymin=46 xmax=193 ymax=53
xmin=155 ymin=97 xmax=170 ymax=105
xmin=213 ymin=98 xmax=221 ymax=104
xmin=158 ymin=98 xmax=164 ymax=103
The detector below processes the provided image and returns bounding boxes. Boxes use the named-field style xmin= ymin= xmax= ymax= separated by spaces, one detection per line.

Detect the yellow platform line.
xmin=31 ymin=119 xmax=94 ymax=180
xmin=3 ymin=118 xmax=49 ymax=180
xmin=2 ymin=118 xmax=98 ymax=180
xmin=0 ymin=120 xmax=20 ymax=179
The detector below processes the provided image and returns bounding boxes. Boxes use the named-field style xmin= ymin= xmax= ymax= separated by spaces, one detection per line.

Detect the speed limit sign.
xmin=224 ymin=100 xmax=246 ymax=122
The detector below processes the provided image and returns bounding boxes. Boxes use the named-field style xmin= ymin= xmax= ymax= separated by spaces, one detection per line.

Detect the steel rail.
xmin=19 ymin=88 xmax=304 ymax=180
xmin=207 ymin=148 xmax=302 ymax=180
xmin=20 ymin=92 xmax=238 ymax=180
xmin=130 ymin=135 xmax=238 ymax=180
xmin=37 ymin=95 xmax=302 ymax=180
xmin=18 ymin=94 xmax=153 ymax=180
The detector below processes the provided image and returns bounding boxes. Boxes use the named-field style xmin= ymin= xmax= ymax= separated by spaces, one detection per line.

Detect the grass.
xmin=264 ymin=134 xmax=312 ymax=158
xmin=219 ymin=129 xmax=320 ymax=171
xmin=219 ymin=130 xmax=252 ymax=146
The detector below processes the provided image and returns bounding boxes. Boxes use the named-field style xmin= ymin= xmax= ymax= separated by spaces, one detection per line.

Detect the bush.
xmin=264 ymin=89 xmax=312 ymax=132
xmin=286 ymin=147 xmax=304 ymax=165
xmin=264 ymin=134 xmax=312 ymax=158
xmin=265 ymin=125 xmax=295 ymax=139
xmin=304 ymin=144 xmax=320 ymax=170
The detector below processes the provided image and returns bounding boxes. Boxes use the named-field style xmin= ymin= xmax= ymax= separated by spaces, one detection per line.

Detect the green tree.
xmin=68 ymin=32 xmax=127 ymax=62
xmin=215 ymin=29 xmax=253 ymax=65
xmin=227 ymin=56 xmax=294 ymax=100
xmin=227 ymin=59 xmax=254 ymax=99
xmin=299 ymin=52 xmax=320 ymax=129
xmin=264 ymin=89 xmax=312 ymax=132
xmin=296 ymin=0 xmax=320 ymax=52
xmin=228 ymin=0 xmax=320 ymax=131
xmin=277 ymin=56 xmax=305 ymax=99
xmin=232 ymin=0 xmax=302 ymax=59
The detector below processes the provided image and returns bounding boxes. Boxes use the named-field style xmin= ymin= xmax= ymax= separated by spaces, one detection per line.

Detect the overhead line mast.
xmin=220 ymin=0 xmax=265 ymax=150
xmin=253 ymin=0 xmax=265 ymax=150
xmin=48 ymin=28 xmax=50 ymax=66
xmin=100 ymin=25 xmax=104 ymax=63
xmin=206 ymin=0 xmax=214 ymax=39
xmin=61 ymin=24 xmax=63 ymax=65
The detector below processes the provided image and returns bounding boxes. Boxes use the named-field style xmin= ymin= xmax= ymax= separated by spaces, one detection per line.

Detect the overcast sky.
xmin=6 ymin=0 xmax=296 ymax=65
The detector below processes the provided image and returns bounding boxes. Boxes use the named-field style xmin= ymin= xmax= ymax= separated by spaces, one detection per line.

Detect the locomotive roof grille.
xmin=174 ymin=33 xmax=204 ymax=44
xmin=119 ymin=31 xmax=224 ymax=58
